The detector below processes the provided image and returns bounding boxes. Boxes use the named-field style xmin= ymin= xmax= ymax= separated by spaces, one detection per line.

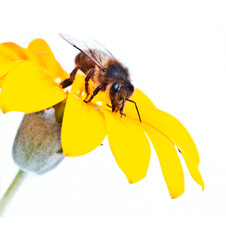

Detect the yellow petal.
xmin=0 ymin=44 xmax=21 ymax=62
xmin=28 ymin=39 xmax=68 ymax=81
xmin=182 ymin=153 xmax=205 ymax=190
xmin=0 ymin=44 xmax=24 ymax=80
xmin=0 ymin=61 xmax=66 ymax=113
xmin=102 ymin=109 xmax=151 ymax=184
xmin=143 ymin=109 xmax=204 ymax=189
xmin=0 ymin=61 xmax=23 ymax=83
xmin=142 ymin=108 xmax=200 ymax=165
xmin=123 ymin=88 xmax=156 ymax=121
xmin=125 ymin=89 xmax=204 ymax=189
xmin=61 ymin=92 xmax=106 ymax=156
xmin=2 ymin=42 xmax=49 ymax=68
xmin=145 ymin=125 xmax=184 ymax=198
xmin=2 ymin=42 xmax=30 ymax=60
xmin=126 ymin=90 xmax=199 ymax=166
xmin=70 ymin=72 xmax=86 ymax=98
xmin=126 ymin=89 xmax=199 ymax=167
xmin=0 ymin=75 xmax=4 ymax=87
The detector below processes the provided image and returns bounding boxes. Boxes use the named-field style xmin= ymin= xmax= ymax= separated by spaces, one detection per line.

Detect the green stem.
xmin=0 ymin=169 xmax=27 ymax=216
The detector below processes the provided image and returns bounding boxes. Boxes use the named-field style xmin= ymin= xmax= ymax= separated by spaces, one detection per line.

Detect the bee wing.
xmin=60 ymin=33 xmax=114 ymax=70
xmin=91 ymin=39 xmax=115 ymax=59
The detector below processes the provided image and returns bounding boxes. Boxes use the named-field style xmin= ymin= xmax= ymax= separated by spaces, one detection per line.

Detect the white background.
xmin=0 ymin=0 xmax=226 ymax=239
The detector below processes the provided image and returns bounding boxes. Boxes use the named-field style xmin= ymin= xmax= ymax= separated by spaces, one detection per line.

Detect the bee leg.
xmin=60 ymin=66 xmax=87 ymax=88
xmin=119 ymin=100 xmax=126 ymax=118
xmin=120 ymin=112 xmax=126 ymax=118
xmin=119 ymin=109 xmax=126 ymax=118
xmin=126 ymin=99 xmax=142 ymax=123
xmin=111 ymin=106 xmax=116 ymax=112
xmin=84 ymin=85 xmax=103 ymax=103
xmin=83 ymin=69 xmax=95 ymax=102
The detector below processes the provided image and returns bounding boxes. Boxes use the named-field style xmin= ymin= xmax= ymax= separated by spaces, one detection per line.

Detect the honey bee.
xmin=60 ymin=34 xmax=141 ymax=122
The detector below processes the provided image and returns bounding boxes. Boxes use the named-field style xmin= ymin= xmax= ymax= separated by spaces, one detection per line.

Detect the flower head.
xmin=0 ymin=39 xmax=204 ymax=198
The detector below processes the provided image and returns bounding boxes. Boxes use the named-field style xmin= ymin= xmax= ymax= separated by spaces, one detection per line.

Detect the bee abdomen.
xmin=75 ymin=52 xmax=96 ymax=71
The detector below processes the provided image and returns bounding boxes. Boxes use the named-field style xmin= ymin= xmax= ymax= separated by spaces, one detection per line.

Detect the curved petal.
xmin=144 ymin=125 xmax=184 ymax=198
xmin=61 ymin=92 xmax=106 ymax=157
xmin=182 ymin=153 xmax=205 ymax=190
xmin=125 ymin=89 xmax=200 ymax=164
xmin=143 ymin=109 xmax=204 ymax=189
xmin=0 ymin=44 xmax=21 ymax=61
xmin=0 ymin=44 xmax=24 ymax=80
xmin=102 ymin=108 xmax=151 ymax=184
xmin=28 ymin=39 xmax=68 ymax=81
xmin=0 ymin=61 xmax=23 ymax=83
xmin=125 ymin=88 xmax=204 ymax=189
xmin=70 ymin=72 xmax=86 ymax=98
xmin=125 ymin=89 xmax=200 ymax=169
xmin=0 ymin=61 xmax=66 ymax=113
xmin=2 ymin=42 xmax=31 ymax=60
xmin=142 ymin=108 xmax=200 ymax=165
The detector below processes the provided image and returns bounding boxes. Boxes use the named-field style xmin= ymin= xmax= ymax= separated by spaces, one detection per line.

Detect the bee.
xmin=60 ymin=34 xmax=141 ymax=122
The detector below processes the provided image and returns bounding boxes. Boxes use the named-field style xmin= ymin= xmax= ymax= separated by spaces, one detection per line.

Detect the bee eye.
xmin=126 ymin=84 xmax=134 ymax=92
xmin=111 ymin=82 xmax=120 ymax=93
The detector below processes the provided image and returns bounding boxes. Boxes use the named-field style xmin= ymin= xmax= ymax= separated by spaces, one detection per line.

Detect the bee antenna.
xmin=126 ymin=99 xmax=142 ymax=123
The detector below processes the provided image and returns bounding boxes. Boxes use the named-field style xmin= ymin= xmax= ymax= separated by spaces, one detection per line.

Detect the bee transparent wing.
xmin=91 ymin=39 xmax=115 ymax=59
xmin=60 ymin=33 xmax=114 ymax=70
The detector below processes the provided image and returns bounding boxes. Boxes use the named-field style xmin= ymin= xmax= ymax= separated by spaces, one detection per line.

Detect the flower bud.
xmin=12 ymin=108 xmax=64 ymax=174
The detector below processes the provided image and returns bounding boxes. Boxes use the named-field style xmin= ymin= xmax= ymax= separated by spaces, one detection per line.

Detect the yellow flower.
xmin=0 ymin=39 xmax=204 ymax=198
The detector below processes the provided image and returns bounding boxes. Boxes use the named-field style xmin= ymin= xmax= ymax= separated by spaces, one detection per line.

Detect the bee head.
xmin=109 ymin=82 xmax=134 ymax=112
